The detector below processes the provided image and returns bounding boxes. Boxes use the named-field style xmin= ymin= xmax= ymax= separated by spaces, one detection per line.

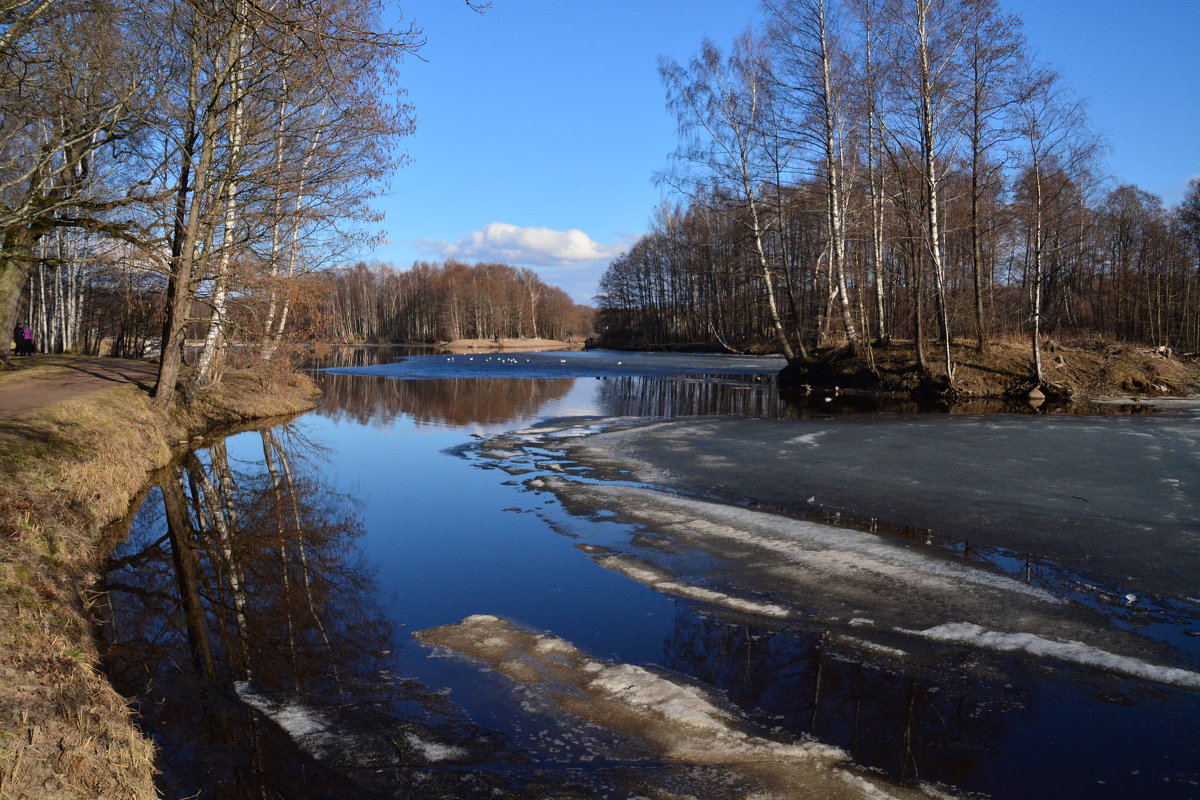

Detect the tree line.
xmin=0 ymin=0 xmax=490 ymax=406
xmin=595 ymin=0 xmax=1200 ymax=386
xmin=325 ymin=260 xmax=595 ymax=344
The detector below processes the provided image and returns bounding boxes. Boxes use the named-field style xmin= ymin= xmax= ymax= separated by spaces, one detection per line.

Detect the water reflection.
xmin=317 ymin=373 xmax=577 ymax=428
xmin=596 ymin=375 xmax=797 ymax=418
xmin=316 ymin=360 xmax=1152 ymax=431
xmin=98 ymin=428 xmax=502 ymax=799
xmin=99 ymin=352 xmax=1184 ymax=799
xmin=306 ymin=344 xmax=436 ymax=370
xmin=661 ymin=612 xmax=1006 ymax=787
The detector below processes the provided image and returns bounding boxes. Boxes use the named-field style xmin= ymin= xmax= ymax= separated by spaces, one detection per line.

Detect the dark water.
xmin=97 ymin=348 xmax=1200 ymax=799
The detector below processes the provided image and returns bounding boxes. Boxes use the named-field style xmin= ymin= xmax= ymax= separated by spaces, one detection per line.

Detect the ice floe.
xmin=903 ymin=622 xmax=1200 ymax=690
xmin=235 ymin=682 xmax=334 ymax=757
xmin=525 ymin=476 xmax=1199 ymax=676
xmin=599 ymin=555 xmax=790 ymax=618
xmin=403 ymin=731 xmax=468 ymax=762
xmin=416 ymin=614 xmax=941 ymax=799
xmin=552 ymin=478 xmax=1058 ymax=605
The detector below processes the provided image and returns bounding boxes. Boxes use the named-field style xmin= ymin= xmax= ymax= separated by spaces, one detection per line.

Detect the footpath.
xmin=0 ymin=355 xmax=160 ymax=418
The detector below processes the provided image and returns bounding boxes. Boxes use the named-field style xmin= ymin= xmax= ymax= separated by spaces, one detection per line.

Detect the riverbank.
xmin=778 ymin=338 xmax=1200 ymax=399
xmin=0 ymin=358 xmax=320 ymax=800
xmin=438 ymin=337 xmax=583 ymax=352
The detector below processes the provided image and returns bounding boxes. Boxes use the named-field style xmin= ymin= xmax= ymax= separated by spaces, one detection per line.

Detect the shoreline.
xmin=495 ymin=335 xmax=1200 ymax=403
xmin=761 ymin=339 xmax=1199 ymax=400
xmin=437 ymin=337 xmax=583 ymax=353
xmin=0 ymin=361 xmax=321 ymax=800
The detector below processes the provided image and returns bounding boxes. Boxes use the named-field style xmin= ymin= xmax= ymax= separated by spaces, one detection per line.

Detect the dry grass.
xmin=0 ymin=361 xmax=319 ymax=800
xmin=784 ymin=337 xmax=1200 ymax=400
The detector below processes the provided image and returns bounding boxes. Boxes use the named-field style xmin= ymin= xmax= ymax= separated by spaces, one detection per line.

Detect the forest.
xmin=0 ymin=0 xmax=511 ymax=406
xmin=325 ymin=260 xmax=594 ymax=344
xmin=594 ymin=0 xmax=1200 ymax=386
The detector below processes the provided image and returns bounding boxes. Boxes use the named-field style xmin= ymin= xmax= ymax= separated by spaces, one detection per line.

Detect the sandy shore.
xmin=439 ymin=337 xmax=583 ymax=352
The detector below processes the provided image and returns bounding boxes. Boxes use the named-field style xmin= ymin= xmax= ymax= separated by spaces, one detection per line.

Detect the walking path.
xmin=0 ymin=355 xmax=159 ymax=418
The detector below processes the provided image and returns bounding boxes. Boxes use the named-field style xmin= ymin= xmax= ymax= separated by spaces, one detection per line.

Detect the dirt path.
xmin=0 ymin=355 xmax=159 ymax=418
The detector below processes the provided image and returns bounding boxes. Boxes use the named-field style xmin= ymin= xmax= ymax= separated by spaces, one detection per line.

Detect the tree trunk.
xmin=0 ymin=228 xmax=41 ymax=367
xmin=161 ymin=466 xmax=217 ymax=679
xmin=917 ymin=4 xmax=953 ymax=382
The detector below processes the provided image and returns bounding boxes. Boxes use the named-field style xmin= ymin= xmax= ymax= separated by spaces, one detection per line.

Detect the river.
xmin=97 ymin=348 xmax=1200 ymax=799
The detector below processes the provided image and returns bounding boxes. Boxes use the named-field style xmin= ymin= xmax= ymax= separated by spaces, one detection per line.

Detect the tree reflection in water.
xmin=318 ymin=373 xmax=577 ymax=428
xmin=98 ymin=427 xmax=501 ymax=799
xmin=306 ymin=344 xmax=439 ymax=371
xmin=660 ymin=611 xmax=1011 ymax=788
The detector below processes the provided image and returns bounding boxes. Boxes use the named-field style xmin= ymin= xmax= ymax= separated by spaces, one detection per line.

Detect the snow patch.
xmin=590 ymin=479 xmax=1060 ymax=604
xmin=586 ymin=662 xmax=736 ymax=733
xmin=597 ymin=556 xmax=667 ymax=585
xmin=415 ymin=616 xmax=862 ymax=772
xmin=235 ymin=682 xmax=334 ymax=757
xmin=403 ymin=732 xmax=468 ymax=762
xmin=569 ymin=484 xmax=1059 ymax=606
xmin=788 ymin=431 xmax=827 ymax=446
xmin=904 ymin=623 xmax=1200 ymax=689
xmin=839 ymin=636 xmax=907 ymax=659
xmin=599 ymin=556 xmax=790 ymax=618
xmin=656 ymin=581 xmax=790 ymax=618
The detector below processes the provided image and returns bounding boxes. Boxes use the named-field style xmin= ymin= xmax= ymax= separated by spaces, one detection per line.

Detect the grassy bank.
xmin=779 ymin=338 xmax=1200 ymax=400
xmin=0 ymin=361 xmax=320 ymax=800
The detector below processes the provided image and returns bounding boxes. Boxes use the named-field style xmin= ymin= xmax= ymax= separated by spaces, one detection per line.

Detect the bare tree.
xmin=849 ymin=0 xmax=891 ymax=343
xmin=1012 ymin=65 xmax=1096 ymax=387
xmin=766 ymin=0 xmax=860 ymax=348
xmin=142 ymin=0 xmax=420 ymax=405
xmin=0 ymin=1 xmax=147 ymax=365
xmin=660 ymin=34 xmax=797 ymax=360
xmin=880 ymin=0 xmax=969 ymax=382
xmin=962 ymin=0 xmax=1025 ymax=352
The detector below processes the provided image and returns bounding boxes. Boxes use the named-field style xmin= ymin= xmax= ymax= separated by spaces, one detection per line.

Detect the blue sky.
xmin=371 ymin=0 xmax=1200 ymax=304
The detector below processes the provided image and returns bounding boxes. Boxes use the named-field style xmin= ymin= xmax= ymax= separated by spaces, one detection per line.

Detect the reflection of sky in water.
xmin=227 ymin=378 xmax=681 ymax=668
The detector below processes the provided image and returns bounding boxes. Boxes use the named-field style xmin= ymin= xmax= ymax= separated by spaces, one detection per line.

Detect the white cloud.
xmin=426 ymin=222 xmax=627 ymax=267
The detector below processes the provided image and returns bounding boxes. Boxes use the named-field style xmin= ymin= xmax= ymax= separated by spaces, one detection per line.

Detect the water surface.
xmin=98 ymin=348 xmax=1200 ymax=799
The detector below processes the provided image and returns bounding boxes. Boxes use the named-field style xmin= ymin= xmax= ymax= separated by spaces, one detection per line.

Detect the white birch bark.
xmin=192 ymin=6 xmax=250 ymax=387
xmin=915 ymin=0 xmax=956 ymax=381
xmin=814 ymin=0 xmax=858 ymax=345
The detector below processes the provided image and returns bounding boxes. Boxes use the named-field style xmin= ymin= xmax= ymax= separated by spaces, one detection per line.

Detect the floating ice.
xmin=415 ymin=614 xmax=936 ymax=798
xmin=788 ymin=431 xmax=827 ymax=446
xmin=903 ymin=623 xmax=1200 ymax=690
xmin=235 ymin=682 xmax=334 ymax=757
xmin=403 ymin=732 xmax=467 ymax=762
xmin=599 ymin=555 xmax=790 ymax=617
xmin=554 ymin=480 xmax=1058 ymax=606
xmin=839 ymin=636 xmax=907 ymax=659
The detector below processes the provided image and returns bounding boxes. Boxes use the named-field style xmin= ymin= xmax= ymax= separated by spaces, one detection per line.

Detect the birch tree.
xmin=962 ymin=0 xmax=1025 ymax=352
xmin=881 ymin=0 xmax=968 ymax=382
xmin=1012 ymin=66 xmax=1096 ymax=387
xmin=660 ymin=35 xmax=798 ymax=360
xmin=145 ymin=0 xmax=419 ymax=405
xmin=766 ymin=0 xmax=860 ymax=347
xmin=850 ymin=0 xmax=891 ymax=343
